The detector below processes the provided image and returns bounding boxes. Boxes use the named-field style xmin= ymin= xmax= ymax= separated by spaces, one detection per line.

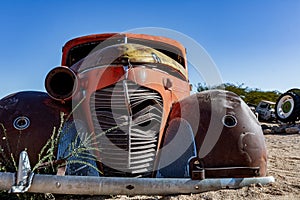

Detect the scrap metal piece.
xmin=90 ymin=80 xmax=163 ymax=176
xmin=73 ymin=43 xmax=188 ymax=80
xmin=168 ymin=90 xmax=268 ymax=177
xmin=189 ymin=157 xmax=205 ymax=180
xmin=10 ymin=151 xmax=34 ymax=193
xmin=0 ymin=172 xmax=275 ymax=195
xmin=0 ymin=91 xmax=69 ymax=167
xmin=204 ymin=166 xmax=260 ymax=178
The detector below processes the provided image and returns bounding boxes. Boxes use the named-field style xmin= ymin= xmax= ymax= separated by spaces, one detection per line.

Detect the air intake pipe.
xmin=45 ymin=66 xmax=78 ymax=102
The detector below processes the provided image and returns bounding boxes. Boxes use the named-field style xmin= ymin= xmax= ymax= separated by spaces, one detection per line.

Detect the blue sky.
xmin=0 ymin=0 xmax=299 ymax=98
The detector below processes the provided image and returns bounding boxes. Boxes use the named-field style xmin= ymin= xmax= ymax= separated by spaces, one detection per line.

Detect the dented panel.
xmin=167 ymin=90 xmax=267 ymax=177
xmin=0 ymin=92 xmax=70 ymax=167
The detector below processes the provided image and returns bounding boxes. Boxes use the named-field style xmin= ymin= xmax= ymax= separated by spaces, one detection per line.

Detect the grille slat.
xmin=90 ymin=80 xmax=163 ymax=177
xmin=130 ymin=144 xmax=156 ymax=150
xmin=130 ymin=148 xmax=156 ymax=155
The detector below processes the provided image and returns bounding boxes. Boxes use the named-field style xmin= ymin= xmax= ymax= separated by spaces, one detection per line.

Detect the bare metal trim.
xmin=1 ymin=173 xmax=274 ymax=195
xmin=222 ymin=115 xmax=237 ymax=128
xmin=9 ymin=151 xmax=34 ymax=193
xmin=13 ymin=116 xmax=30 ymax=131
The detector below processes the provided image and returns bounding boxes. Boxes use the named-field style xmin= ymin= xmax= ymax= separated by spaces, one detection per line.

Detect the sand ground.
xmin=58 ymin=131 xmax=299 ymax=200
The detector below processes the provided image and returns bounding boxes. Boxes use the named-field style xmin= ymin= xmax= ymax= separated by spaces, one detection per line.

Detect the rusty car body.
xmin=0 ymin=33 xmax=273 ymax=195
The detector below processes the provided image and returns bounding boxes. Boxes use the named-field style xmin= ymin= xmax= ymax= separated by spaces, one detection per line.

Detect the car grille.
xmin=90 ymin=80 xmax=163 ymax=177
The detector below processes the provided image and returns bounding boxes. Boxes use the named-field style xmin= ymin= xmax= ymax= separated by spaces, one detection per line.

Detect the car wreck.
xmin=0 ymin=33 xmax=274 ymax=195
xmin=256 ymin=100 xmax=276 ymax=122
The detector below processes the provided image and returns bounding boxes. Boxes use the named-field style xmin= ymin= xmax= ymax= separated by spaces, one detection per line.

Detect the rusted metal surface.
xmin=0 ymin=32 xmax=269 ymax=192
xmin=54 ymin=42 xmax=190 ymax=176
xmin=0 ymin=92 xmax=69 ymax=167
xmin=204 ymin=167 xmax=260 ymax=178
xmin=0 ymin=171 xmax=274 ymax=195
xmin=89 ymin=80 xmax=163 ymax=177
xmin=168 ymin=90 xmax=267 ymax=177
xmin=70 ymin=43 xmax=188 ymax=80
xmin=61 ymin=33 xmax=187 ymax=68
xmin=45 ymin=66 xmax=79 ymax=102
xmin=45 ymin=43 xmax=191 ymax=175
xmin=76 ymin=65 xmax=190 ymax=165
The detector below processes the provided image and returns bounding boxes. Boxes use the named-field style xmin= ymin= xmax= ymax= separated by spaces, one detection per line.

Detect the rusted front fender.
xmin=0 ymin=91 xmax=70 ymax=169
xmin=167 ymin=90 xmax=267 ymax=177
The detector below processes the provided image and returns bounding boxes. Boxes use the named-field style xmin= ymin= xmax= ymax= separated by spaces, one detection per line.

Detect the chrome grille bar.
xmin=90 ymin=80 xmax=163 ymax=177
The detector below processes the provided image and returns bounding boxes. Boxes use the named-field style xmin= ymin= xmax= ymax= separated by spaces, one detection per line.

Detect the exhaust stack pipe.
xmin=45 ymin=66 xmax=78 ymax=102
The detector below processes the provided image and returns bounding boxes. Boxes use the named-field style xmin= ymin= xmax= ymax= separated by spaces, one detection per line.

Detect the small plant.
xmin=0 ymin=123 xmax=17 ymax=172
xmin=32 ymin=112 xmax=65 ymax=173
xmin=0 ymin=102 xmax=128 ymax=199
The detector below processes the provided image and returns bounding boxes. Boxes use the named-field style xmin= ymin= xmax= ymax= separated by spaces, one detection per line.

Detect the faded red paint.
xmin=0 ymin=33 xmax=267 ymax=179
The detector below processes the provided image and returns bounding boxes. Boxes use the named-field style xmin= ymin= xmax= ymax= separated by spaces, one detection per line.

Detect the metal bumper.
xmin=0 ymin=172 xmax=274 ymax=195
xmin=0 ymin=151 xmax=275 ymax=195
